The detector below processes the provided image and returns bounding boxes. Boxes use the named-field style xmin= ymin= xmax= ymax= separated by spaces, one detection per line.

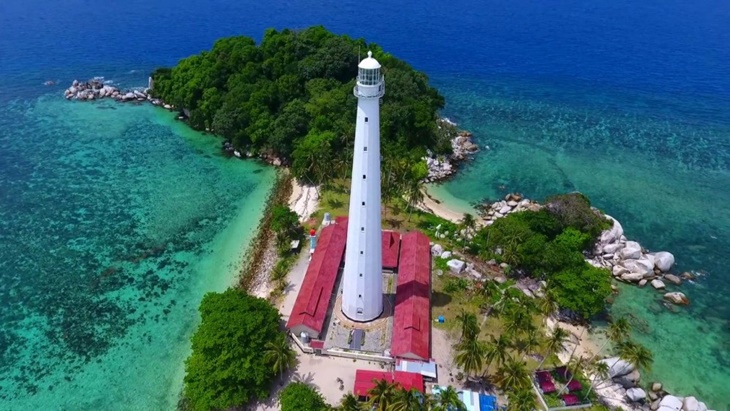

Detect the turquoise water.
xmin=431 ymin=75 xmax=730 ymax=408
xmin=0 ymin=95 xmax=274 ymax=409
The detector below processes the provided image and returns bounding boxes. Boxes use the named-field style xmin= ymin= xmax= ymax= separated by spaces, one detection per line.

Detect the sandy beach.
xmin=420 ymin=188 xmax=468 ymax=223
xmin=289 ymin=180 xmax=320 ymax=223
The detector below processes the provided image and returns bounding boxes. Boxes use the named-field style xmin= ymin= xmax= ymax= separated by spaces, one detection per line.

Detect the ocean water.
xmin=1 ymin=0 xmax=728 ymax=409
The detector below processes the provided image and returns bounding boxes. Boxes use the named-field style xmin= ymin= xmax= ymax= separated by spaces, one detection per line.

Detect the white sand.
xmin=420 ymin=188 xmax=467 ymax=223
xmin=289 ymin=180 xmax=319 ymax=222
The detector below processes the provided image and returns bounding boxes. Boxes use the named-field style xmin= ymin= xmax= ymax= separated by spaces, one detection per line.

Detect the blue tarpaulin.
xmin=479 ymin=394 xmax=497 ymax=411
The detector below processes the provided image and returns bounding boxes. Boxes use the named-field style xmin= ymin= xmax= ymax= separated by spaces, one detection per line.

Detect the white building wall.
xmin=341 ymin=79 xmax=383 ymax=322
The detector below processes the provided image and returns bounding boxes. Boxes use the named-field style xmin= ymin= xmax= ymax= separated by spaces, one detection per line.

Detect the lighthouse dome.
xmin=358 ymin=51 xmax=381 ymax=69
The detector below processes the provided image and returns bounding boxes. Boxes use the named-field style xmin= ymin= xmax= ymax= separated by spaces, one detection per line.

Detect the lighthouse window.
xmin=359 ymin=273 xmax=363 ymax=277
xmin=358 ymin=295 xmax=362 ymax=298
xmin=364 ymin=147 xmax=367 ymax=151
xmin=360 ymin=251 xmax=363 ymax=255
xmin=362 ymin=201 xmax=365 ymax=206
xmin=363 ymin=174 xmax=366 ymax=179
xmin=361 ymin=227 xmax=364 ymax=231
xmin=364 ymin=117 xmax=369 ymax=123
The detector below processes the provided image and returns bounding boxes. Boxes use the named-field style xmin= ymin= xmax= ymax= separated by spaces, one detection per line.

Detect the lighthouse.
xmin=341 ymin=51 xmax=385 ymax=322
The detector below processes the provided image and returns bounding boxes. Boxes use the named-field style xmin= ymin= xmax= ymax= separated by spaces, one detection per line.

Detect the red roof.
xmin=391 ymin=231 xmax=431 ymax=360
xmin=309 ymin=340 xmax=324 ymax=349
xmin=353 ymin=370 xmax=424 ymax=397
xmin=286 ymin=220 xmax=348 ymax=337
xmin=382 ymin=231 xmax=401 ymax=270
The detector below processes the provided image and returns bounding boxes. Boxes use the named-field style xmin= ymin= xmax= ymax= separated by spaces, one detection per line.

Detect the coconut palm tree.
xmin=564 ymin=355 xmax=587 ymax=391
xmin=517 ymin=325 xmax=542 ymax=359
xmin=263 ymin=336 xmax=297 ymax=376
xmin=430 ymin=385 xmax=465 ymax=411
xmin=389 ymin=388 xmax=424 ymax=411
xmin=589 ymin=317 xmax=631 ymax=362
xmin=618 ymin=340 xmax=654 ymax=373
xmin=506 ymin=389 xmax=538 ymax=411
xmin=455 ymin=309 xmax=479 ymax=342
xmin=337 ymin=392 xmax=362 ymax=411
xmin=583 ymin=360 xmax=610 ymax=401
xmin=502 ymin=306 xmax=532 ymax=339
xmin=455 ymin=338 xmax=486 ymax=378
xmin=460 ymin=213 xmax=476 ymax=232
xmin=484 ymin=334 xmax=512 ymax=373
xmin=537 ymin=327 xmax=570 ymax=370
xmin=495 ymin=356 xmax=530 ymax=391
xmin=537 ymin=295 xmax=558 ymax=325
xmin=368 ymin=379 xmax=397 ymax=411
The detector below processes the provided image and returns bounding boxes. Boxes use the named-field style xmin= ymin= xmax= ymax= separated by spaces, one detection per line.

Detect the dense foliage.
xmin=151 ymin=26 xmax=449 ymax=187
xmin=271 ymin=204 xmax=303 ymax=255
xmin=279 ymin=382 xmax=329 ymax=411
xmin=183 ymin=289 xmax=286 ymax=411
xmin=470 ymin=193 xmax=612 ymax=318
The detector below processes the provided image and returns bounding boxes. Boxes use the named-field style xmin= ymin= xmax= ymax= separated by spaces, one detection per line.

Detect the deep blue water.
xmin=1 ymin=0 xmax=729 ymax=409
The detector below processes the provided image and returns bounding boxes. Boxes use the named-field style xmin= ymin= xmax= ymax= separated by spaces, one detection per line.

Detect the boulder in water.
xmin=620 ymin=241 xmax=642 ymax=260
xmin=654 ymin=251 xmax=675 ymax=272
xmin=664 ymin=292 xmax=689 ymax=305
xmin=626 ymin=387 xmax=647 ymax=402
xmin=664 ymin=274 xmax=682 ymax=285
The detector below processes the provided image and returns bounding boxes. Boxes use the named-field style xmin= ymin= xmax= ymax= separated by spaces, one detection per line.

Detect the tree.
xmin=390 ymin=388 xmax=424 ymax=411
xmin=537 ymin=327 xmax=570 ymax=370
xmin=460 ymin=213 xmax=476 ymax=233
xmin=271 ymin=204 xmax=303 ymax=254
xmin=506 ymin=389 xmax=538 ymax=411
xmin=337 ymin=393 xmax=362 ymax=411
xmin=618 ymin=341 xmax=654 ymax=373
xmin=516 ymin=325 xmax=542 ymax=358
xmin=584 ymin=360 xmax=610 ymax=400
xmin=368 ymin=379 xmax=397 ymax=411
xmin=454 ymin=338 xmax=486 ymax=378
xmin=279 ymin=382 xmax=329 ymax=411
xmin=495 ymin=356 xmax=530 ymax=391
xmin=264 ymin=336 xmax=297 ymax=376
xmin=548 ymin=265 xmax=612 ymax=319
xmin=484 ymin=334 xmax=511 ymax=372
xmin=431 ymin=386 xmax=465 ymax=411
xmin=564 ymin=355 xmax=587 ymax=392
xmin=183 ymin=289 xmax=284 ymax=411
xmin=590 ymin=317 xmax=631 ymax=362
xmin=455 ymin=309 xmax=479 ymax=342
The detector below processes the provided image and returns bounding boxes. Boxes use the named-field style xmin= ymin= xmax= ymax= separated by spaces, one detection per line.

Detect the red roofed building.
xmin=353 ymin=370 xmax=424 ymax=399
xmin=286 ymin=219 xmax=348 ymax=339
xmin=382 ymin=231 xmax=401 ymax=271
xmin=391 ymin=231 xmax=432 ymax=361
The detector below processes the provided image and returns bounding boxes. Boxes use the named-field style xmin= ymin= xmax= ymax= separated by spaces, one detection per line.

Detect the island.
xmin=135 ymin=26 xmax=712 ymax=411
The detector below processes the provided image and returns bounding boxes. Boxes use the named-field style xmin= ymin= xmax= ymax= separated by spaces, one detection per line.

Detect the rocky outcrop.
xmin=615 ymin=369 xmax=641 ymax=388
xmin=664 ymin=292 xmax=690 ymax=305
xmin=627 ymin=387 xmax=647 ymax=402
xmin=423 ymin=119 xmax=479 ymax=182
xmin=654 ymin=251 xmax=675 ymax=272
xmin=476 ymin=193 xmax=541 ymax=226
xmin=600 ymin=357 xmax=636 ymax=378
xmin=63 ymin=78 xmax=170 ymax=108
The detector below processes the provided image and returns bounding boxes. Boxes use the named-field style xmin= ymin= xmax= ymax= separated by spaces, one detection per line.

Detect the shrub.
xmin=544 ymin=193 xmax=610 ymax=240
xmin=183 ymin=289 xmax=284 ymax=411
xmin=279 ymin=382 xmax=329 ymax=411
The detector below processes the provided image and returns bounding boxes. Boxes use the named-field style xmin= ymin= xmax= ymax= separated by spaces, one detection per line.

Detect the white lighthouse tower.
xmin=341 ymin=51 xmax=385 ymax=322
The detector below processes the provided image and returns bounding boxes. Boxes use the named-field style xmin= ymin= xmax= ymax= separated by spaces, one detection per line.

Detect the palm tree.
xmin=506 ymin=389 xmax=538 ymax=411
xmin=430 ymin=385 xmax=465 ymax=411
xmin=368 ymin=379 xmax=397 ymax=411
xmin=405 ymin=179 xmax=424 ymax=221
xmin=564 ymin=355 xmax=587 ymax=392
xmin=455 ymin=338 xmax=486 ymax=378
xmin=337 ymin=392 xmax=362 ymax=411
xmin=455 ymin=309 xmax=479 ymax=342
xmin=517 ymin=325 xmax=542 ymax=358
xmin=537 ymin=295 xmax=558 ymax=325
xmin=583 ymin=360 xmax=610 ymax=401
xmin=589 ymin=317 xmax=631 ymax=362
xmin=537 ymin=327 xmax=570 ymax=370
xmin=389 ymin=388 xmax=424 ymax=411
xmin=502 ymin=306 xmax=531 ymax=339
xmin=495 ymin=356 xmax=530 ymax=391
xmin=460 ymin=213 xmax=476 ymax=232
xmin=618 ymin=340 xmax=654 ymax=373
xmin=484 ymin=334 xmax=511 ymax=372
xmin=263 ymin=337 xmax=297 ymax=376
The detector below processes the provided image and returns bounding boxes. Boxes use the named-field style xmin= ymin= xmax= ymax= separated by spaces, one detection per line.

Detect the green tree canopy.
xmin=279 ymin=382 xmax=329 ymax=411
xmin=183 ymin=289 xmax=285 ymax=411
xmin=151 ymin=26 xmax=449 ymax=185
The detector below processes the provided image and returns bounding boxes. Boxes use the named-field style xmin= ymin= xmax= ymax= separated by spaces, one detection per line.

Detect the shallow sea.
xmin=1 ymin=0 xmax=728 ymax=409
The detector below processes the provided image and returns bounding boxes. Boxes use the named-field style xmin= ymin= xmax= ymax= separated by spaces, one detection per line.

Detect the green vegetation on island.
xmin=182 ymin=288 xmax=295 ymax=411
xmin=150 ymin=26 xmax=450 ymax=192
